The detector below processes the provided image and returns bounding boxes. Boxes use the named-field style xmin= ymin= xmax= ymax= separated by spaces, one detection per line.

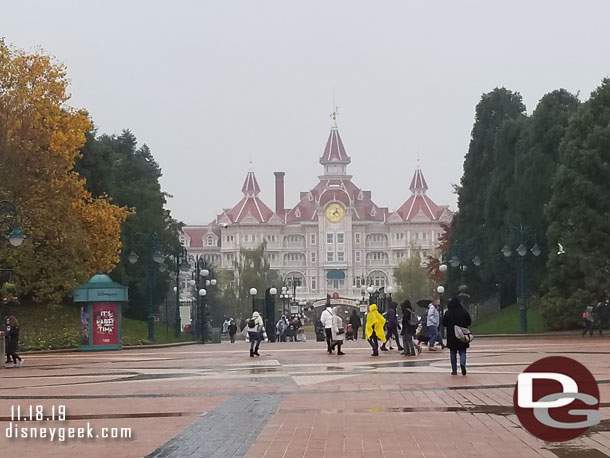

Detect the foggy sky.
xmin=2 ymin=1 xmax=609 ymax=224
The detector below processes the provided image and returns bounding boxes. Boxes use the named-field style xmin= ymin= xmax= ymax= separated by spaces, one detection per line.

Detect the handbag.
xmin=337 ymin=327 xmax=345 ymax=334
xmin=454 ymin=325 xmax=473 ymax=343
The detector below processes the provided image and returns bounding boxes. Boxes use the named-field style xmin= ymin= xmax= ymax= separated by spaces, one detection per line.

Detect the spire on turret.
xmin=409 ymin=161 xmax=428 ymax=195
xmin=241 ymin=168 xmax=261 ymax=197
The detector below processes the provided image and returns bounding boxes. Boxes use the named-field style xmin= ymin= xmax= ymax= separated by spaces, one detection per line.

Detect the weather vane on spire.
xmin=330 ymin=88 xmax=339 ymax=128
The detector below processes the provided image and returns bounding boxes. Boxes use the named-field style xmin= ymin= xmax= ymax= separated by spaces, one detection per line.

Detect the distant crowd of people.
xmin=582 ymin=297 xmax=610 ymax=337
xmin=242 ymin=296 xmax=473 ymax=376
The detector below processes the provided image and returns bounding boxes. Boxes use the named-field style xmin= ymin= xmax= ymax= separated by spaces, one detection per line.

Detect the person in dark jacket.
xmin=400 ymin=300 xmax=419 ymax=356
xmin=597 ymin=298 xmax=610 ymax=336
xmin=348 ymin=310 xmax=362 ymax=340
xmin=6 ymin=316 xmax=23 ymax=368
xmin=1 ymin=317 xmax=10 ymax=364
xmin=442 ymin=298 xmax=471 ymax=375
xmin=228 ymin=319 xmax=238 ymax=343
xmin=381 ymin=302 xmax=403 ymax=352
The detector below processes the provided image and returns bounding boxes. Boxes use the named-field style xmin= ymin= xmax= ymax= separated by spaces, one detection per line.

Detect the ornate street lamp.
xmin=128 ymin=232 xmax=164 ymax=341
xmin=0 ymin=200 xmax=26 ymax=248
xmin=501 ymin=225 xmax=542 ymax=333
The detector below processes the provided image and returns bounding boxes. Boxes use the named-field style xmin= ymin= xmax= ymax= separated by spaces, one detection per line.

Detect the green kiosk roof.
xmin=74 ymin=273 xmax=128 ymax=303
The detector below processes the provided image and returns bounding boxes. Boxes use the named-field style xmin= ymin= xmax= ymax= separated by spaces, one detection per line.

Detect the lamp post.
xmin=188 ymin=255 xmax=212 ymax=343
xmin=279 ymin=286 xmax=288 ymax=315
xmin=436 ymin=285 xmax=445 ymax=338
xmin=439 ymin=241 xmax=481 ymax=304
xmin=0 ymin=200 xmax=26 ymax=247
xmin=386 ymin=285 xmax=395 ymax=306
xmin=250 ymin=287 xmax=258 ymax=313
xmin=366 ymin=285 xmax=376 ymax=305
xmin=128 ymin=232 xmax=164 ymax=341
xmin=173 ymin=245 xmax=190 ymax=338
xmin=501 ymin=225 xmax=541 ymax=333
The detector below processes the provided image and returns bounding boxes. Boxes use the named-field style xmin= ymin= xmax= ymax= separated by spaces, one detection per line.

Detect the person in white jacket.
xmin=330 ymin=306 xmax=346 ymax=355
xmin=320 ymin=304 xmax=334 ymax=354
xmin=247 ymin=311 xmax=264 ymax=357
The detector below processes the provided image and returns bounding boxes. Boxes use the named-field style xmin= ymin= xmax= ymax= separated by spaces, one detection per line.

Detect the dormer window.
xmin=307 ymin=192 xmax=314 ymax=201
xmin=358 ymin=191 xmax=364 ymax=201
xmin=370 ymin=207 xmax=377 ymax=217
xmin=295 ymin=207 xmax=301 ymax=218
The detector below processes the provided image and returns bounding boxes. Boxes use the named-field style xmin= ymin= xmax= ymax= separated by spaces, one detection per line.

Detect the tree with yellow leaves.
xmin=0 ymin=41 xmax=129 ymax=303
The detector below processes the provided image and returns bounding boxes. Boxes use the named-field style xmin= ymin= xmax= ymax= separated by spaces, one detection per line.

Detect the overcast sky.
xmin=2 ymin=1 xmax=609 ymax=224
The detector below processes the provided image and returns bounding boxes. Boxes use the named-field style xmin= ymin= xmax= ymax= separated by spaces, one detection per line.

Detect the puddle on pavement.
xmin=248 ymin=368 xmax=279 ymax=374
xmin=0 ymin=411 xmax=198 ymax=422
xmin=280 ymin=405 xmax=515 ymax=415
xmin=548 ymin=447 xmax=609 ymax=458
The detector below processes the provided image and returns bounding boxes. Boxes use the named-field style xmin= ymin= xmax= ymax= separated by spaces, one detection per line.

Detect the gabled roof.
xmin=396 ymin=166 xmax=444 ymax=221
xmin=286 ymin=178 xmax=384 ymax=223
xmin=225 ymin=170 xmax=275 ymax=224
xmin=319 ymin=127 xmax=351 ymax=165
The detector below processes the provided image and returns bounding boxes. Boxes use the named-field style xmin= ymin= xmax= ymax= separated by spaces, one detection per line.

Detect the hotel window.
xmin=355 ymin=233 xmax=361 ymax=245
xmin=310 ymin=234 xmax=316 ymax=245
xmin=206 ymin=235 xmax=215 ymax=246
xmin=337 ymin=233 xmax=344 ymax=244
xmin=311 ymin=277 xmax=317 ymax=290
xmin=326 ymin=232 xmax=334 ymax=244
xmin=422 ymin=233 xmax=427 ymax=240
xmin=327 ymin=251 xmax=334 ymax=262
xmin=311 ymin=252 xmax=316 ymax=263
xmin=337 ymin=251 xmax=345 ymax=262
xmin=355 ymin=251 xmax=361 ymax=263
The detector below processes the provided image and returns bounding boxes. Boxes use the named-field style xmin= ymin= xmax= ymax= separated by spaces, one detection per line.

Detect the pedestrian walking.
xmin=1 ymin=317 xmax=10 ymax=364
xmin=321 ymin=304 xmax=335 ymax=354
xmin=6 ymin=316 xmax=23 ymax=368
xmin=348 ymin=310 xmax=361 ymax=340
xmin=330 ymin=306 xmax=345 ymax=355
xmin=597 ymin=298 xmax=609 ymax=336
xmin=381 ymin=302 xmax=403 ymax=352
xmin=400 ymin=300 xmax=420 ymax=356
xmin=442 ymin=298 xmax=472 ymax=375
xmin=427 ymin=302 xmax=440 ymax=351
xmin=276 ymin=316 xmax=287 ymax=342
xmin=582 ymin=305 xmax=594 ymax=337
xmin=365 ymin=304 xmax=386 ymax=356
xmin=228 ymin=319 xmax=237 ymax=343
xmin=246 ymin=311 xmax=264 ymax=357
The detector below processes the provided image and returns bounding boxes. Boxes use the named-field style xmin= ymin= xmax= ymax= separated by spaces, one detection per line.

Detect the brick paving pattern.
xmin=0 ymin=337 xmax=609 ymax=457
xmin=146 ymin=393 xmax=284 ymax=458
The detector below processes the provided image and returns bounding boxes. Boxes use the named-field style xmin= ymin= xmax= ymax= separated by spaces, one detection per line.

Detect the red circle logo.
xmin=513 ymin=356 xmax=599 ymax=442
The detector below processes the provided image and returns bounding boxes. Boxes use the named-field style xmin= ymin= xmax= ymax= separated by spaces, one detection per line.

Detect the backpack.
xmin=408 ymin=310 xmax=419 ymax=326
xmin=248 ymin=318 xmax=256 ymax=329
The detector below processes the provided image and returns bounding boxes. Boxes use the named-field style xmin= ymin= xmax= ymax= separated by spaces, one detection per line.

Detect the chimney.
xmin=274 ymin=171 xmax=285 ymax=217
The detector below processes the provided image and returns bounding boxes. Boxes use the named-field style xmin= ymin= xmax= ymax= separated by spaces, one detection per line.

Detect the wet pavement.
xmin=0 ymin=337 xmax=609 ymax=457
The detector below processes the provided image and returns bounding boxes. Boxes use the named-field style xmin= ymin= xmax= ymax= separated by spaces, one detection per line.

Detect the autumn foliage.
xmin=0 ymin=42 xmax=129 ymax=302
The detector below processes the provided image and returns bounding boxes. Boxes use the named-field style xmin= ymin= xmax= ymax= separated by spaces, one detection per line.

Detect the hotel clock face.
xmin=325 ymin=203 xmax=345 ymax=223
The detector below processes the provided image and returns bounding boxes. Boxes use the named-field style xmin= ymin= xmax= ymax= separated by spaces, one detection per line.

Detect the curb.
xmin=19 ymin=340 xmax=200 ymax=355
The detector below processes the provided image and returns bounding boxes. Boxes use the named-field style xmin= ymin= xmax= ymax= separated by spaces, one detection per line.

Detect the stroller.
xmin=345 ymin=323 xmax=354 ymax=341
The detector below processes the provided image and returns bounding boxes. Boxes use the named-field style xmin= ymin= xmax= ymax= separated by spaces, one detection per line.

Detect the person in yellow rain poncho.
xmin=365 ymin=304 xmax=386 ymax=356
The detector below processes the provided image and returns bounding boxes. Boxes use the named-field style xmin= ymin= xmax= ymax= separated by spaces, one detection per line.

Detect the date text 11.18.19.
xmin=11 ymin=405 xmax=66 ymax=421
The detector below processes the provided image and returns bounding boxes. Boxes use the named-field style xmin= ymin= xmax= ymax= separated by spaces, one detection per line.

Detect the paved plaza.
xmin=0 ymin=337 xmax=609 ymax=457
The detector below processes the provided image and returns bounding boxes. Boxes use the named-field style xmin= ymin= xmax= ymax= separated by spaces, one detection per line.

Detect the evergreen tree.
xmin=452 ymin=88 xmax=526 ymax=302
xmin=75 ymin=130 xmax=181 ymax=319
xmin=544 ymin=79 xmax=610 ymax=329
xmin=507 ymin=90 xmax=579 ymax=297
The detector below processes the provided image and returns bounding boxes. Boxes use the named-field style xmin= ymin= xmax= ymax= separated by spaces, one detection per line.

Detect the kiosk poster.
xmin=92 ymin=303 xmax=118 ymax=345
